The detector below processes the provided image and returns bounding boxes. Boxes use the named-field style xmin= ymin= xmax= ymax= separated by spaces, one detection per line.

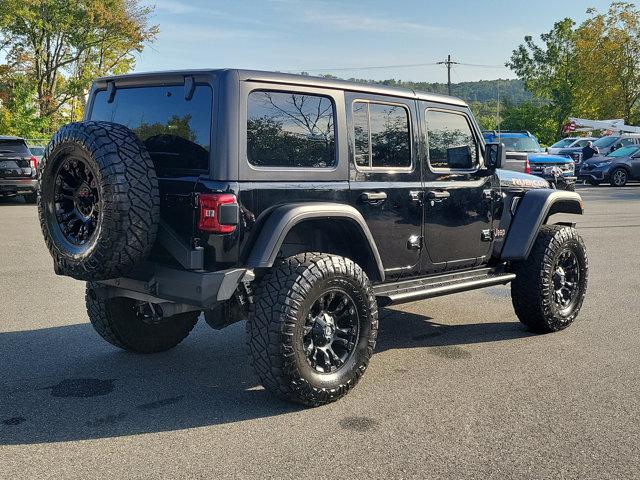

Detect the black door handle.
xmin=360 ymin=191 xmax=387 ymax=203
xmin=409 ymin=190 xmax=423 ymax=203
xmin=426 ymin=190 xmax=450 ymax=199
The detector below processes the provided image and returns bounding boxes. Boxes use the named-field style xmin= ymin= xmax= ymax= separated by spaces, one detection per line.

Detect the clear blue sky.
xmin=137 ymin=0 xmax=615 ymax=83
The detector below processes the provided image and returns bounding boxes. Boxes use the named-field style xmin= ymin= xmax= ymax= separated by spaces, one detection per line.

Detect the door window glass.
xmin=247 ymin=90 xmax=335 ymax=168
xmin=426 ymin=110 xmax=479 ymax=170
xmin=352 ymin=101 xmax=411 ymax=169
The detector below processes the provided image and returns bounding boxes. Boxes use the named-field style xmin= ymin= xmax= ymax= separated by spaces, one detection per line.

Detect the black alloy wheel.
xmin=247 ymin=253 xmax=378 ymax=406
xmin=552 ymin=249 xmax=581 ymax=316
xmin=303 ymin=289 xmax=360 ymax=374
xmin=53 ymin=156 xmax=100 ymax=246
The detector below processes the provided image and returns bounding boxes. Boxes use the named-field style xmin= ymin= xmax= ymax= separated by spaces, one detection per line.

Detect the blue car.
xmin=483 ymin=131 xmax=576 ymax=190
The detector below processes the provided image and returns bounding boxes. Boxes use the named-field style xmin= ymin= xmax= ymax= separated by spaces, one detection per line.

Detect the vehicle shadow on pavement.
xmin=0 ymin=196 xmax=29 ymax=206
xmin=0 ymin=321 xmax=299 ymax=445
xmin=0 ymin=309 xmax=534 ymax=445
xmin=376 ymin=308 xmax=535 ymax=353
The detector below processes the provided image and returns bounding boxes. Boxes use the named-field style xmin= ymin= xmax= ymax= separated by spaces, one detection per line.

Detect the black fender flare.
xmin=501 ymin=189 xmax=584 ymax=261
xmin=245 ymin=203 xmax=385 ymax=282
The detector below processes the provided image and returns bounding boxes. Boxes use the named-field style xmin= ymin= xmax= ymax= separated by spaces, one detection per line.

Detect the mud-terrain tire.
xmin=38 ymin=121 xmax=160 ymax=281
xmin=247 ymin=253 xmax=378 ymax=406
xmin=564 ymin=182 xmax=576 ymax=192
xmin=609 ymin=167 xmax=628 ymax=187
xmin=86 ymin=283 xmax=199 ymax=353
xmin=511 ymin=225 xmax=588 ymax=333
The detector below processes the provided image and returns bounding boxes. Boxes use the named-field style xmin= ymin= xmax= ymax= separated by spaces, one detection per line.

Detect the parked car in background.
xmin=547 ymin=137 xmax=579 ymax=153
xmin=578 ymin=145 xmax=640 ymax=187
xmin=482 ymin=131 xmax=576 ymax=190
xmin=591 ymin=134 xmax=640 ymax=156
xmin=29 ymin=145 xmax=46 ymax=162
xmin=549 ymin=137 xmax=597 ymax=163
xmin=0 ymin=136 xmax=38 ymax=203
xmin=547 ymin=137 xmax=597 ymax=155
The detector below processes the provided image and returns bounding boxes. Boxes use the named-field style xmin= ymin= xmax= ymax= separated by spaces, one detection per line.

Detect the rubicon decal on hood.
xmin=496 ymin=170 xmax=550 ymax=189
xmin=509 ymin=177 xmax=550 ymax=188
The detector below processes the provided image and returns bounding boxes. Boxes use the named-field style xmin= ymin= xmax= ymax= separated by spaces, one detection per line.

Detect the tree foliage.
xmin=0 ymin=0 xmax=157 ymax=137
xmin=508 ymin=2 xmax=640 ymax=137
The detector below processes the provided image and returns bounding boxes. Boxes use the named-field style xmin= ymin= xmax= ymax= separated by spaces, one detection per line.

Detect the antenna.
xmin=497 ymin=80 xmax=501 ymax=135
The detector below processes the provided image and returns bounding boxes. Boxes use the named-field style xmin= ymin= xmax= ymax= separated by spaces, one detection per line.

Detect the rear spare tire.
xmin=38 ymin=121 xmax=160 ymax=280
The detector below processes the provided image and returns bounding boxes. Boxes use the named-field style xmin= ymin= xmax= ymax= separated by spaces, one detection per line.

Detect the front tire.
xmin=86 ymin=283 xmax=199 ymax=353
xmin=610 ymin=168 xmax=628 ymax=187
xmin=247 ymin=253 xmax=378 ymax=406
xmin=511 ymin=225 xmax=588 ymax=333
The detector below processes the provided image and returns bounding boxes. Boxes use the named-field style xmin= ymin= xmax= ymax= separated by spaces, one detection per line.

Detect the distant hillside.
xmin=323 ymin=76 xmax=532 ymax=104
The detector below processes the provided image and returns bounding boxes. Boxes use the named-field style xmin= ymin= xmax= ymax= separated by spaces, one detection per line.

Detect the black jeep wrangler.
xmin=37 ymin=70 xmax=588 ymax=406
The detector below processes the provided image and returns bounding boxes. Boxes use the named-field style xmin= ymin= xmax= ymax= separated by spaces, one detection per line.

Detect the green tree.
xmin=0 ymin=0 xmax=158 ymax=129
xmin=507 ymin=18 xmax=578 ymax=137
xmin=0 ymin=66 xmax=48 ymax=136
xmin=499 ymin=101 xmax=558 ymax=146
xmin=470 ymin=100 xmax=501 ymax=131
xmin=575 ymin=2 xmax=640 ymax=124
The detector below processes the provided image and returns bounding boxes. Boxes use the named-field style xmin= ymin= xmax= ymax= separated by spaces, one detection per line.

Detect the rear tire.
xmin=609 ymin=168 xmax=628 ymax=187
xmin=511 ymin=225 xmax=588 ymax=333
xmin=247 ymin=253 xmax=378 ymax=406
xmin=86 ymin=283 xmax=199 ymax=353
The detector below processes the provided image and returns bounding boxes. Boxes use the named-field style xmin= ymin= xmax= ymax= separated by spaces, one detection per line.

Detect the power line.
xmin=458 ymin=62 xmax=510 ymax=69
xmin=284 ymin=60 xmax=508 ymax=74
xmin=283 ymin=61 xmax=440 ymax=73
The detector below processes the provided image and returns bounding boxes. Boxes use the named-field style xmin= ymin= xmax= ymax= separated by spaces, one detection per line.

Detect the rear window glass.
xmin=247 ymin=90 xmax=336 ymax=168
xmin=90 ymin=85 xmax=213 ymax=173
xmin=0 ymin=140 xmax=30 ymax=156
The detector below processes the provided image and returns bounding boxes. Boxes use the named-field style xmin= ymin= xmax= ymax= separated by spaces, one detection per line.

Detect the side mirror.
xmin=485 ymin=142 xmax=505 ymax=170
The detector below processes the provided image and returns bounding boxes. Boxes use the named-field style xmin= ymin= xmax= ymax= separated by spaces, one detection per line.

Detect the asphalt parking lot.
xmin=0 ymin=185 xmax=638 ymax=479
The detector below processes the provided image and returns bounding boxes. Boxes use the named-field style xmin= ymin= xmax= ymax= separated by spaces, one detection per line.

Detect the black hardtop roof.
xmin=0 ymin=135 xmax=26 ymax=141
xmin=94 ymin=68 xmax=467 ymax=107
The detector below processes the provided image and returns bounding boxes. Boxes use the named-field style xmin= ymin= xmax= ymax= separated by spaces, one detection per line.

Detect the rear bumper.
xmin=97 ymin=262 xmax=251 ymax=308
xmin=0 ymin=178 xmax=37 ymax=195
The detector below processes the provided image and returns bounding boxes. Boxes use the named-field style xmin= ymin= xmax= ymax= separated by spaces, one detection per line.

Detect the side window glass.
xmin=352 ymin=101 xmax=411 ymax=169
xmin=353 ymin=102 xmax=370 ymax=167
xmin=247 ymin=91 xmax=335 ymax=168
xmin=426 ymin=110 xmax=479 ymax=170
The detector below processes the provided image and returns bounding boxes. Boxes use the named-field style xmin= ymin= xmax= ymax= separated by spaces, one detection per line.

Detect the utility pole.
xmin=437 ymin=54 xmax=459 ymax=96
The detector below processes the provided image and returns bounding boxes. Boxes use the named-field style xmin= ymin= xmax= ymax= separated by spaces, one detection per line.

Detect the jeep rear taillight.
xmin=524 ymin=159 xmax=531 ymax=174
xmin=197 ymin=193 xmax=238 ymax=233
xmin=30 ymin=155 xmax=37 ymax=173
